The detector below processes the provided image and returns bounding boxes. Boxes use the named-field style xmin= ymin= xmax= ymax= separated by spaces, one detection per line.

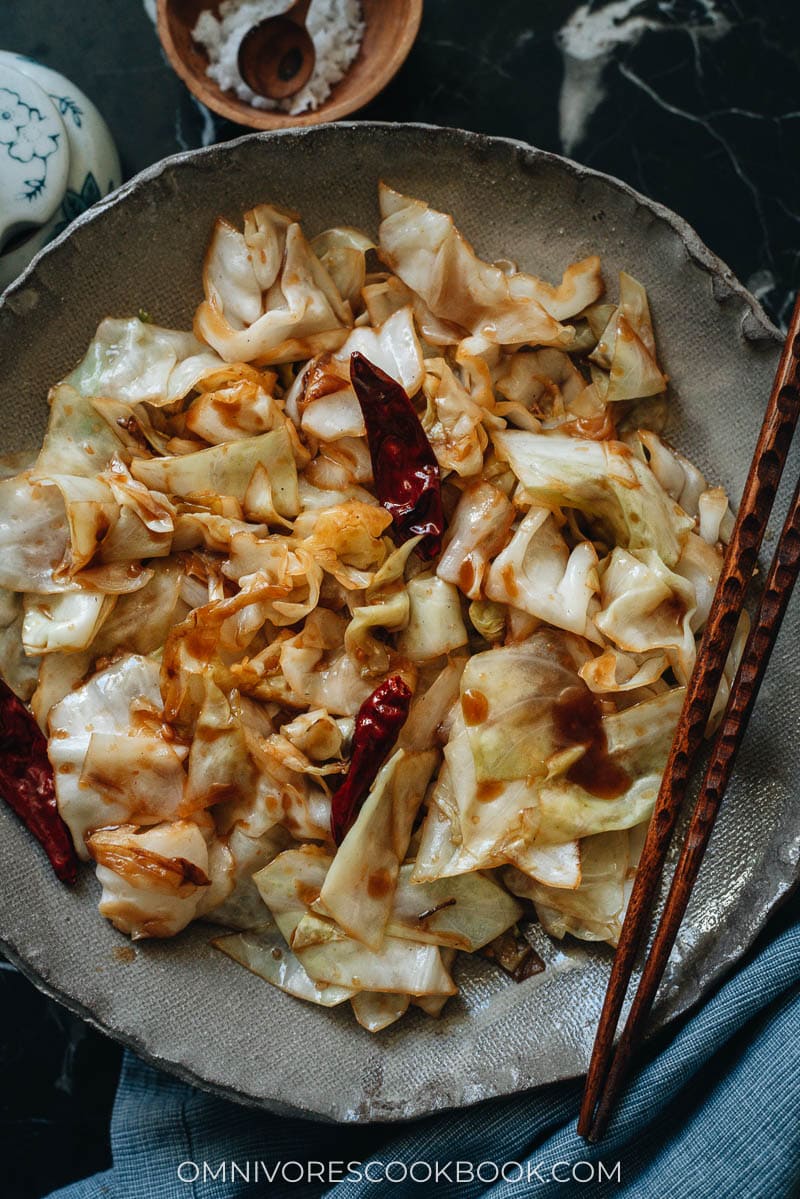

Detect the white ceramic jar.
xmin=0 ymin=52 xmax=121 ymax=291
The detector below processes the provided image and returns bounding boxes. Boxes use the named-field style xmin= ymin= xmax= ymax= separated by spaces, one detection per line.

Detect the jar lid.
xmin=0 ymin=62 xmax=69 ymax=254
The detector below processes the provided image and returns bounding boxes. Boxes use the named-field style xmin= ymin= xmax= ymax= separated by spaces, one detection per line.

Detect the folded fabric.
xmin=50 ymin=896 xmax=800 ymax=1199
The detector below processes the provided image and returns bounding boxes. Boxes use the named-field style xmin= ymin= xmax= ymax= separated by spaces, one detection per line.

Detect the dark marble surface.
xmin=1 ymin=1 xmax=799 ymax=1195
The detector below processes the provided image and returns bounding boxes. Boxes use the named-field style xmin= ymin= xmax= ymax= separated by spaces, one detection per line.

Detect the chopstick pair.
xmin=578 ymin=296 xmax=800 ymax=1142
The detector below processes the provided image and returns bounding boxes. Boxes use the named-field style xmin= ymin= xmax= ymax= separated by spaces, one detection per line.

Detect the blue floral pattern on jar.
xmin=0 ymin=86 xmax=61 ymax=201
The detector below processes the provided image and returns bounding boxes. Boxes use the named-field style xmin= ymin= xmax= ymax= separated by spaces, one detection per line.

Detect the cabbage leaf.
xmin=485 ymin=506 xmax=600 ymax=640
xmin=48 ymin=654 xmax=172 ymax=857
xmin=131 ymin=424 xmax=299 ymax=516
xmin=397 ymin=576 xmax=468 ymax=661
xmin=494 ymin=431 xmax=694 ymax=565
xmin=351 ymin=992 xmax=409 ymax=1031
xmin=318 ymin=749 xmax=438 ymax=950
xmin=68 ymin=317 xmax=226 ymax=405
xmin=0 ymin=589 xmax=40 ymax=699
xmin=595 ymin=547 xmax=697 ymax=682
xmin=505 ymin=829 xmax=633 ymax=945
xmin=378 ymin=185 xmax=583 ymax=346
xmin=195 ymin=211 xmax=352 ymax=363
xmin=87 ymin=819 xmax=211 ymax=939
xmin=387 ymin=863 xmax=522 ymax=951
xmin=213 ymin=921 xmax=356 ymax=1006
xmin=0 ymin=475 xmax=69 ymax=593
xmin=22 ymin=591 xmax=115 ymax=654
xmin=333 ymin=305 xmax=425 ymax=397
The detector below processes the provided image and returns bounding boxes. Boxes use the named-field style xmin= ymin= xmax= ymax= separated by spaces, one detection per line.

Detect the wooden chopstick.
xmin=588 ymin=470 xmax=800 ymax=1140
xmin=577 ymin=295 xmax=800 ymax=1139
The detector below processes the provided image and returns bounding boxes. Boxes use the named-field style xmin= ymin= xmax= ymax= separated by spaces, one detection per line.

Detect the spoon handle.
xmin=289 ymin=0 xmax=312 ymax=27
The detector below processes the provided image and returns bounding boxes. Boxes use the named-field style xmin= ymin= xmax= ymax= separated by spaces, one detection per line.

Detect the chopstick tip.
xmin=576 ymin=1101 xmax=597 ymax=1140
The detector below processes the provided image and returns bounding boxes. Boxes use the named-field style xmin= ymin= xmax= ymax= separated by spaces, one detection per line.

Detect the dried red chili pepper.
xmin=330 ymin=675 xmax=412 ymax=845
xmin=350 ymin=352 xmax=444 ymax=560
xmin=0 ymin=679 xmax=77 ymax=883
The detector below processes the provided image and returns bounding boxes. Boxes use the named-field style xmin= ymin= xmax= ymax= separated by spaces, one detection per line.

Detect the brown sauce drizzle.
xmin=302 ymin=353 xmax=347 ymax=408
xmin=552 ymin=684 xmax=630 ymax=799
xmin=295 ymin=881 xmax=320 ymax=906
xmin=366 ymin=868 xmax=392 ymax=898
xmin=206 ymin=399 xmax=243 ymax=430
xmin=462 ymin=688 xmax=489 ymax=726
xmin=500 ymin=564 xmax=519 ymax=600
xmin=458 ymin=559 xmax=476 ymax=594
xmin=655 ymin=592 xmax=688 ymax=625
xmin=476 ymin=779 xmax=504 ymax=803
xmin=194 ymin=722 xmax=230 ymax=743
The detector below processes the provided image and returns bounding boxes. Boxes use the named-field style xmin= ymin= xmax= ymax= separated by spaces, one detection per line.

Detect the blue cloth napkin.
xmin=50 ymin=897 xmax=800 ymax=1199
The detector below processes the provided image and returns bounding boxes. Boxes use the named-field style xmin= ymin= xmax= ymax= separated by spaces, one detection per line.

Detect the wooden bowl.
xmin=156 ymin=0 xmax=423 ymax=129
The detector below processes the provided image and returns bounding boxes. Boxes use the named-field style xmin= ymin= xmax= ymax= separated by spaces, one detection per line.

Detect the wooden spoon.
xmin=237 ymin=0 xmax=316 ymax=101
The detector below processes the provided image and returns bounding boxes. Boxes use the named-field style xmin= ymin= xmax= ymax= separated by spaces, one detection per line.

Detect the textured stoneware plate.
xmin=0 ymin=125 xmax=797 ymax=1122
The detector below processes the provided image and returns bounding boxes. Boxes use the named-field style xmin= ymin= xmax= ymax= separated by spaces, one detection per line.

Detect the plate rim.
xmin=0 ymin=122 xmax=792 ymax=1123
xmin=0 ymin=121 xmax=783 ymax=348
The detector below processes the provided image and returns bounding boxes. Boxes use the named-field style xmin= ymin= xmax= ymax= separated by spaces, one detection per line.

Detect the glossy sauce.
xmin=303 ymin=353 xmax=346 ymax=406
xmin=656 ymin=592 xmax=689 ymax=625
xmin=500 ymin=564 xmax=520 ymax=600
xmin=458 ymin=559 xmax=477 ymax=594
xmin=552 ymin=684 xmax=630 ymax=799
xmin=185 ymin=625 xmax=216 ymax=661
xmin=366 ymin=868 xmax=392 ymax=898
xmin=462 ymin=688 xmax=489 ymax=726
xmin=214 ymin=396 xmax=243 ymax=428
xmin=573 ymin=411 xmax=616 ymax=441
xmin=295 ymin=881 xmax=320 ymax=906
xmin=476 ymin=779 xmax=504 ymax=803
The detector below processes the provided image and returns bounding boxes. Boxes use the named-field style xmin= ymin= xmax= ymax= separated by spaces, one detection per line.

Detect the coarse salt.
xmin=193 ymin=0 xmax=365 ymax=115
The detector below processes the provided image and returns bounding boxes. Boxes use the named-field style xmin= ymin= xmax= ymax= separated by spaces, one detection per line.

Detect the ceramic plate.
xmin=0 ymin=125 xmax=797 ymax=1122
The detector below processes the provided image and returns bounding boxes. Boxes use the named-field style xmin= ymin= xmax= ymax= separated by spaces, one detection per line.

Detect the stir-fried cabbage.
xmin=0 ymin=590 xmax=40 ymax=700
xmin=505 ymin=828 xmax=636 ymax=945
xmin=0 ymin=475 xmax=70 ymax=593
xmin=23 ymin=591 xmax=115 ymax=655
xmin=87 ymin=819 xmax=212 ymax=939
xmin=589 ymin=273 xmax=668 ymax=404
xmin=132 ymin=425 xmax=299 ymax=517
xmin=594 ymin=548 xmax=697 ymax=682
xmin=68 ymin=319 xmax=227 ymax=407
xmin=318 ymin=749 xmax=438 ymax=949
xmin=213 ymin=920 xmax=356 ymax=1006
xmin=195 ymin=207 xmax=352 ymax=363
xmin=484 ymin=506 xmax=600 ymax=640
xmin=437 ymin=482 xmax=514 ymax=600
xmin=48 ymin=655 xmax=184 ymax=857
xmin=378 ymin=185 xmax=592 ymax=345
xmin=397 ymin=576 xmax=468 ymax=661
xmin=0 ymin=184 xmax=736 ymax=1032
xmin=494 ymin=431 xmax=694 ymax=565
